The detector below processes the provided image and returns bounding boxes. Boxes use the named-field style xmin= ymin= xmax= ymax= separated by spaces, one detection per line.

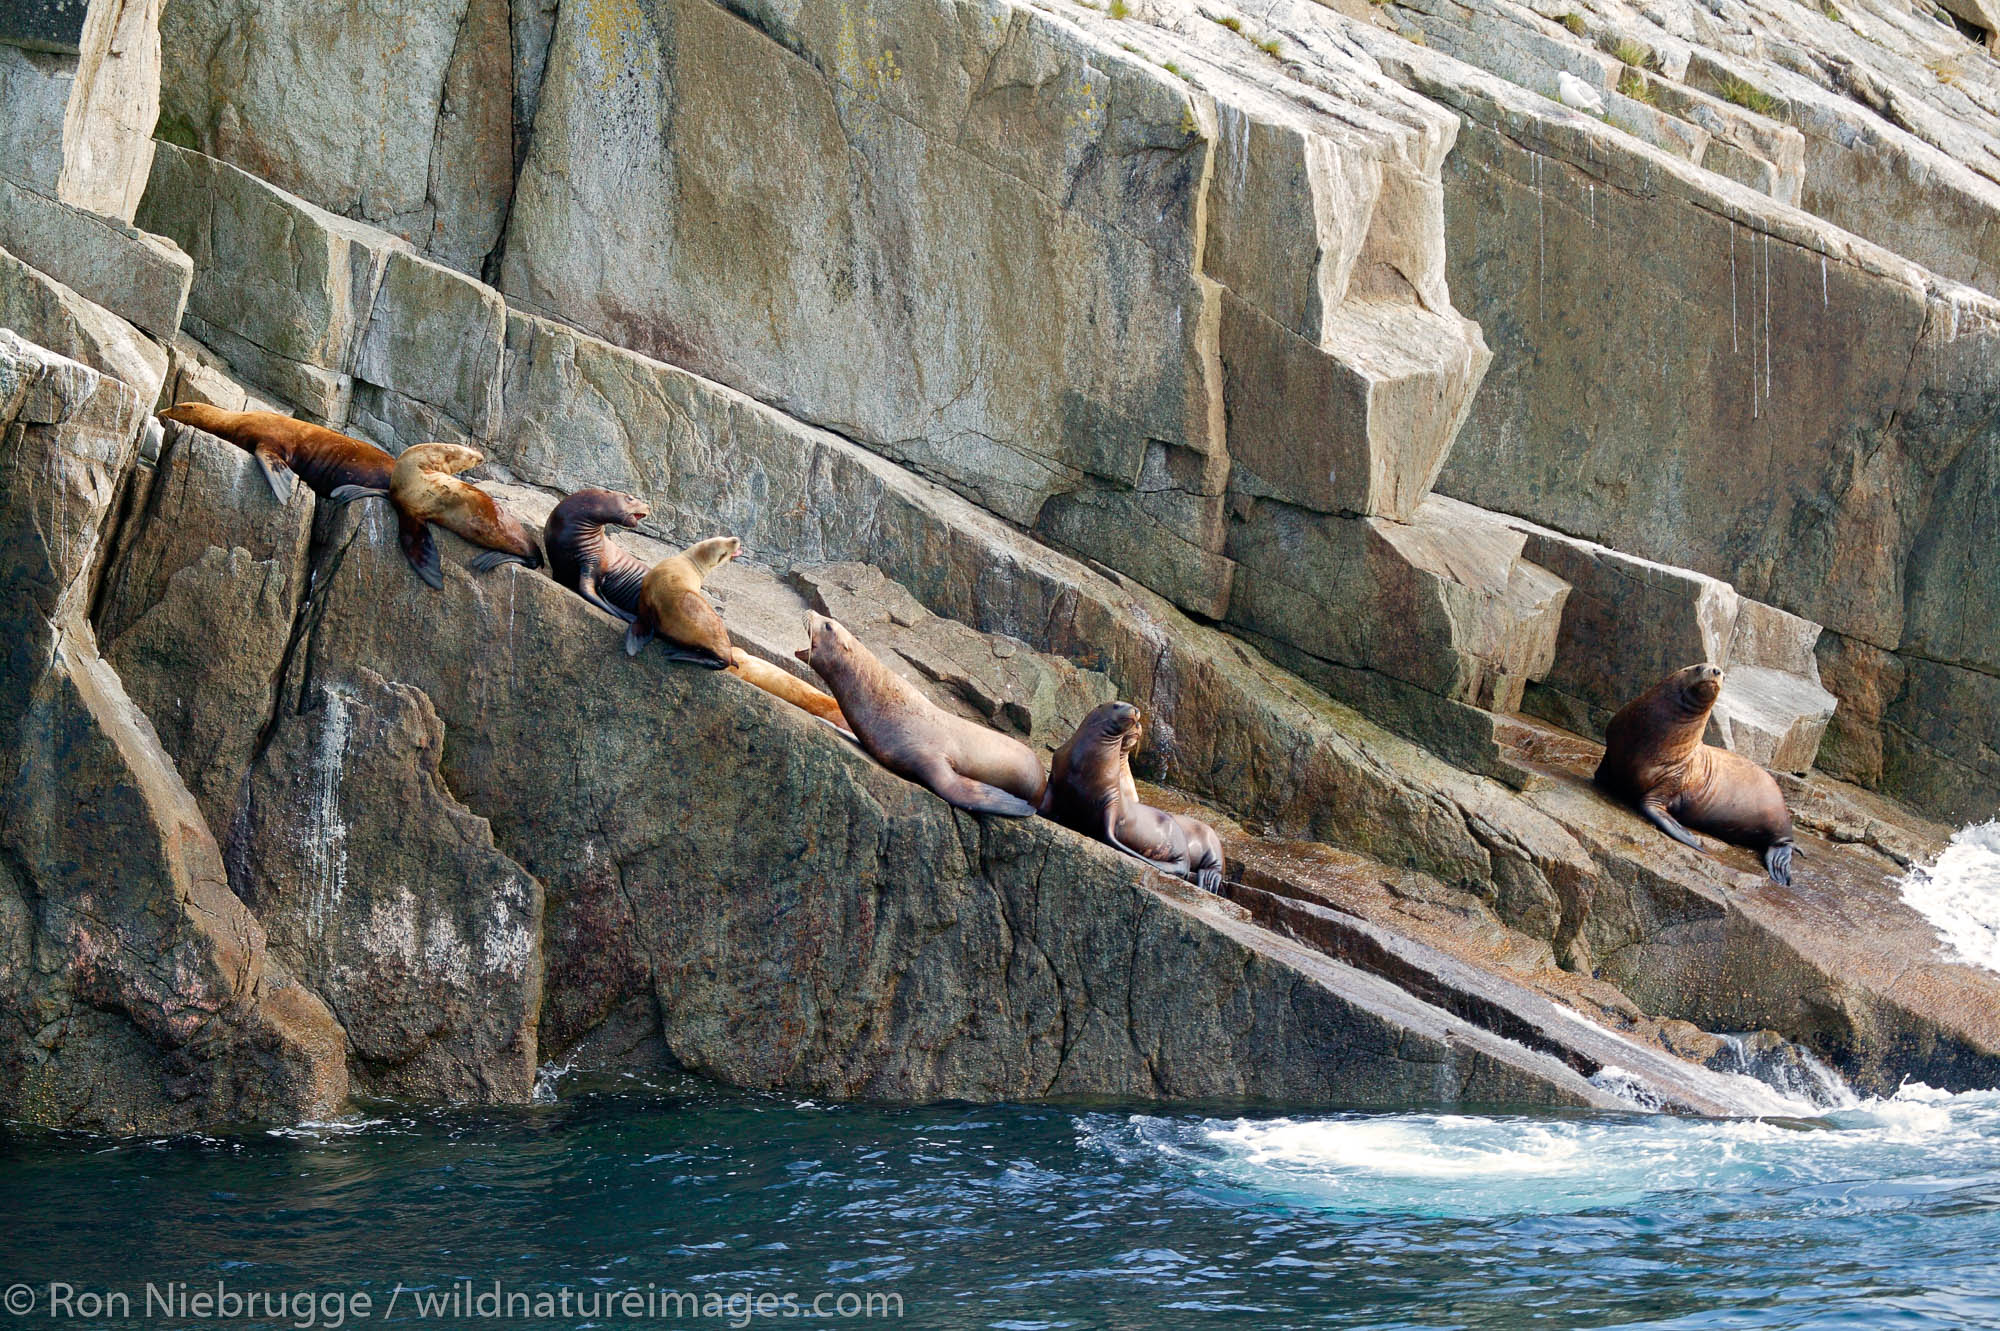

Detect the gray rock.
xmin=0 ymin=330 xmax=346 ymax=1133
xmin=157 ymin=0 xmax=510 ymax=271
xmin=96 ymin=420 xmax=315 ymax=832
xmin=0 ymin=240 xmax=167 ymax=403
xmin=0 ymin=173 xmax=189 ymax=340
xmin=230 ymin=668 xmax=543 ymax=1105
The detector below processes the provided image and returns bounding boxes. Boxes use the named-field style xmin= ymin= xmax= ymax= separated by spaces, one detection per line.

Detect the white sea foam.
xmin=1096 ymin=1085 xmax=2000 ymax=1219
xmin=1899 ymin=820 xmax=2000 ymax=974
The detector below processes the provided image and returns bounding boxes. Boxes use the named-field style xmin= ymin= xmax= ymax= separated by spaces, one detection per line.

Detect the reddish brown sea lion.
xmin=1042 ymin=701 xmax=1226 ymax=893
xmin=376 ymin=443 xmax=543 ymax=589
xmin=157 ymin=404 xmax=393 ymax=503
xmin=545 ymin=487 xmax=652 ymax=622
xmin=797 ymin=612 xmax=1045 ymax=817
xmin=626 ymin=536 xmax=741 ymax=666
xmin=1593 ymin=662 xmax=1797 ymax=885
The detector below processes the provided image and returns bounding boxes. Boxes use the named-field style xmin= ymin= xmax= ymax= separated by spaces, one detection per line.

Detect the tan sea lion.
xmin=545 ymin=487 xmax=651 ymax=622
xmin=797 ymin=612 xmax=1045 ymax=817
xmin=365 ymin=443 xmax=543 ymax=589
xmin=1593 ymin=662 xmax=1797 ymax=885
xmin=156 ymin=404 xmax=394 ymax=503
xmin=1042 ymin=701 xmax=1227 ymax=893
xmin=626 ymin=536 xmax=740 ymax=666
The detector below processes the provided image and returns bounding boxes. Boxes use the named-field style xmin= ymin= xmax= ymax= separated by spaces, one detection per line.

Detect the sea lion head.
xmin=681 ymin=535 xmax=742 ymax=576
xmin=401 ymin=441 xmax=486 ymax=476
xmin=797 ymin=611 xmax=862 ymax=672
xmin=563 ymin=487 xmax=649 ymax=527
xmin=1079 ymin=700 xmax=1144 ymax=755
xmin=1664 ymin=662 xmax=1724 ymax=716
xmin=157 ymin=402 xmax=233 ymax=432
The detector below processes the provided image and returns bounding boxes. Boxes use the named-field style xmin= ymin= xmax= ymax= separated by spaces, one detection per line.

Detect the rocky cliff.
xmin=0 ymin=0 xmax=1996 ymax=1130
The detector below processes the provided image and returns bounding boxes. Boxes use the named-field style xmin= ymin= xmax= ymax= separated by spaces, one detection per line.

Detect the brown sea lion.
xmin=797 ymin=612 xmax=1045 ymax=817
xmin=1042 ymin=701 xmax=1227 ymax=893
xmin=728 ymin=649 xmax=852 ymax=733
xmin=1593 ymin=662 xmax=1797 ymax=885
xmin=545 ymin=487 xmax=651 ymax=622
xmin=626 ymin=536 xmax=741 ymax=666
xmin=157 ymin=404 xmax=393 ymax=503
xmin=371 ymin=443 xmax=543 ymax=589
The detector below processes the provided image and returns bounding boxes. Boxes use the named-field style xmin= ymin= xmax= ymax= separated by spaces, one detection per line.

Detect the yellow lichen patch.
xmin=582 ymin=0 xmax=658 ymax=92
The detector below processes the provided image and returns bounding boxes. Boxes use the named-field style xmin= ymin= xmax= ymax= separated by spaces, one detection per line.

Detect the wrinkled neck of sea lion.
xmin=1655 ymin=685 xmax=1718 ymax=757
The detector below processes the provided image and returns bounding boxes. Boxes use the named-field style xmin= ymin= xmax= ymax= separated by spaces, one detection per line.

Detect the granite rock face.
xmin=0 ymin=332 xmax=346 ymax=1133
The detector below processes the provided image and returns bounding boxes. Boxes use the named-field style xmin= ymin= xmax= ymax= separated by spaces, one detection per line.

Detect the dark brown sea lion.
xmin=371 ymin=443 xmax=543 ymax=589
xmin=157 ymin=403 xmax=393 ymax=503
xmin=1042 ymin=701 xmax=1226 ymax=892
xmin=544 ymin=488 xmax=652 ymax=622
xmin=1593 ymin=662 xmax=1797 ymax=885
xmin=626 ymin=536 xmax=740 ymax=666
xmin=798 ymin=612 xmax=1046 ymax=817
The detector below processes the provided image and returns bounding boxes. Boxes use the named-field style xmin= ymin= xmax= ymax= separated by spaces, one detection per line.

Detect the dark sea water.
xmin=3 ymin=1075 xmax=1998 ymax=1331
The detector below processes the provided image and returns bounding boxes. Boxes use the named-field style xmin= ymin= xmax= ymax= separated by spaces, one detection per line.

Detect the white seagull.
xmin=1558 ymin=71 xmax=1607 ymax=114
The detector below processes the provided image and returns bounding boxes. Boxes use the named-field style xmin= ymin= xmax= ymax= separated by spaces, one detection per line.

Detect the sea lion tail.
xmin=1764 ymin=841 xmax=1795 ymax=887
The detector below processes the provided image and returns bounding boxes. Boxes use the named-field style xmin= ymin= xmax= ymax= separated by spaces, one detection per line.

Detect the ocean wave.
xmin=1899 ymin=820 xmax=2000 ymax=974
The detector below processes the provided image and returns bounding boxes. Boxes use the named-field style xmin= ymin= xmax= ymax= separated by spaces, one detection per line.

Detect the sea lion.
xmin=156 ymin=404 xmax=393 ymax=503
xmin=364 ymin=442 xmax=543 ymax=589
xmin=1593 ymin=662 xmax=1797 ymax=885
xmin=797 ymin=612 xmax=1045 ymax=817
xmin=1042 ymin=701 xmax=1226 ymax=893
xmin=626 ymin=536 xmax=741 ymax=666
xmin=545 ymin=487 xmax=652 ymax=622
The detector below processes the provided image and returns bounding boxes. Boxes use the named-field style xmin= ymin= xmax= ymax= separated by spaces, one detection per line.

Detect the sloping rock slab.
xmin=273 ymin=500 xmax=1619 ymax=1110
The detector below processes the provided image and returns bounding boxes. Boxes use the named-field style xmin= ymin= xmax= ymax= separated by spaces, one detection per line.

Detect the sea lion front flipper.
xmin=469 ymin=550 xmax=530 ymax=573
xmin=920 ymin=759 xmax=1037 ymax=817
xmin=254 ymin=450 xmax=295 ymax=503
xmin=398 ymin=513 xmax=443 ymax=590
xmin=1639 ymin=798 xmax=1705 ymax=852
xmin=578 ymin=576 xmax=637 ymax=624
xmin=328 ymin=485 xmax=389 ymax=504
xmin=1764 ymin=841 xmax=1795 ymax=886
xmin=624 ymin=619 xmax=656 ymax=656
xmin=1193 ymin=867 xmax=1224 ymax=895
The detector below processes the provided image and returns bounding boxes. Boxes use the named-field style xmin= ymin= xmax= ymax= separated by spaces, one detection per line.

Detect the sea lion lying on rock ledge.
xmin=344 ymin=443 xmax=543 ymax=589
xmin=1594 ymin=663 xmax=1797 ymax=885
xmin=1043 ymin=701 xmax=1227 ymax=893
xmin=799 ymin=612 xmax=1045 ymax=817
xmin=626 ymin=535 xmax=740 ymax=666
xmin=157 ymin=404 xmax=393 ymax=503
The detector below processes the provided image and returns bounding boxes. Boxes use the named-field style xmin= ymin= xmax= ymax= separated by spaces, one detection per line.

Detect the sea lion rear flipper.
xmin=398 ymin=514 xmax=443 ymax=590
xmin=1639 ymin=799 xmax=1705 ymax=852
xmin=1764 ymin=841 xmax=1795 ymax=886
xmin=328 ymin=485 xmax=389 ymax=504
xmin=922 ymin=761 xmax=1037 ymax=818
xmin=255 ymin=451 xmax=295 ymax=503
xmin=469 ymin=550 xmax=530 ymax=573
